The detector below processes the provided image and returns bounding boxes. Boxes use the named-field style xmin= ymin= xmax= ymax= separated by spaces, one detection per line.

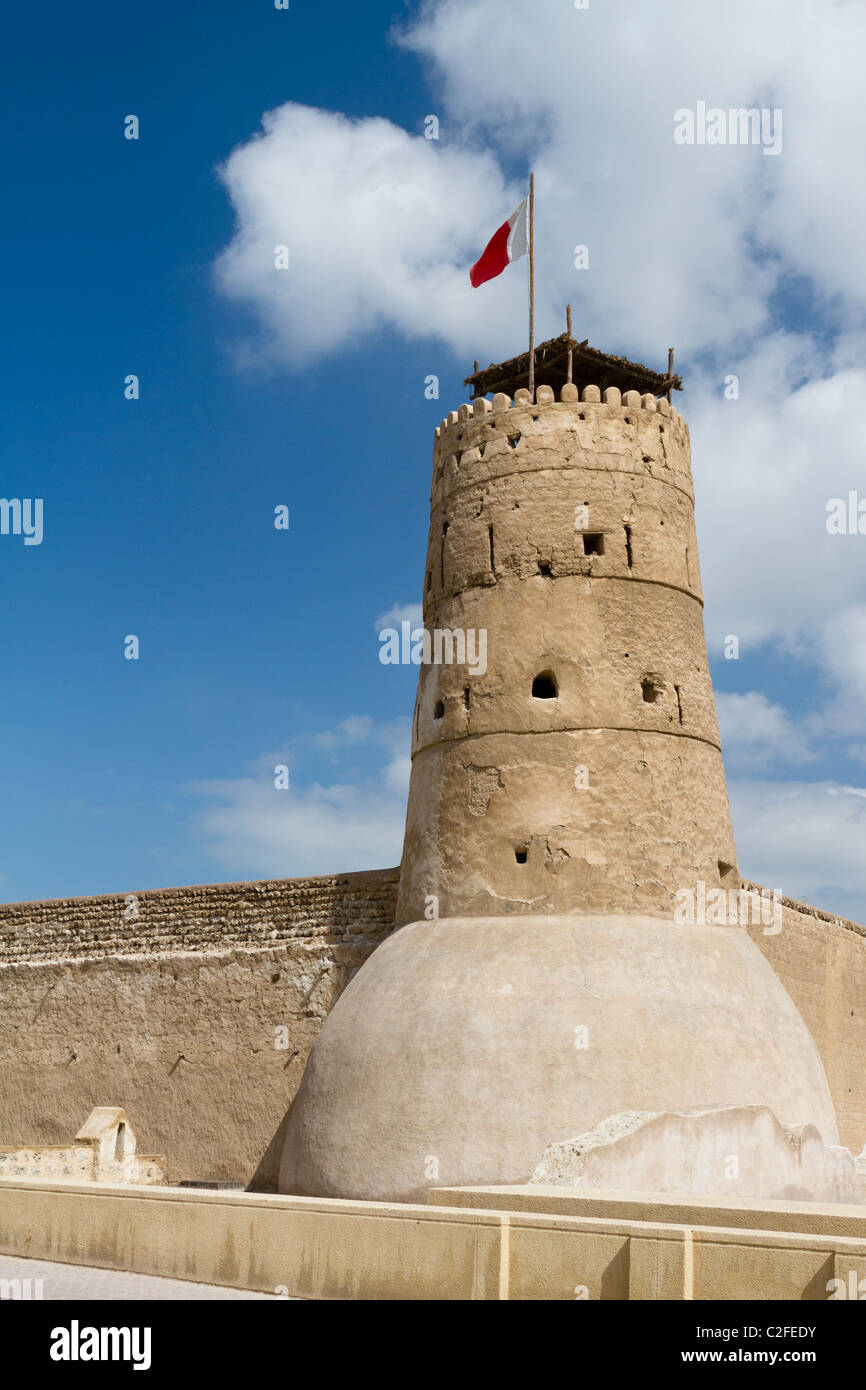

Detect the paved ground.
xmin=0 ymin=1254 xmax=283 ymax=1300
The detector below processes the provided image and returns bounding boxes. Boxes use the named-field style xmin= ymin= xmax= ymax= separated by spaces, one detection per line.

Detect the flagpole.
xmin=528 ymin=172 xmax=535 ymax=400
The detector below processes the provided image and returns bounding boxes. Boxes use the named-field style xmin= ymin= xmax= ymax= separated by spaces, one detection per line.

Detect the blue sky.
xmin=0 ymin=1 xmax=443 ymax=899
xmin=2 ymin=0 xmax=865 ymax=919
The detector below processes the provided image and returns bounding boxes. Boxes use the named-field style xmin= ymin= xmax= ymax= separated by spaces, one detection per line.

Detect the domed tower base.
xmin=279 ymin=913 xmax=839 ymax=1203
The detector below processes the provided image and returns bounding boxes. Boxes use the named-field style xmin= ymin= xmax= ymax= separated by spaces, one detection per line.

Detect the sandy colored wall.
xmin=0 ymin=870 xmax=398 ymax=1189
xmin=0 ymin=865 xmax=863 ymax=1186
xmin=747 ymin=886 xmax=866 ymax=1154
xmin=398 ymin=385 xmax=738 ymax=925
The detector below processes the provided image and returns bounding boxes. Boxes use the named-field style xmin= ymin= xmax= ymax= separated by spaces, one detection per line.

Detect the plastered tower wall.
xmin=396 ymin=383 xmax=738 ymax=924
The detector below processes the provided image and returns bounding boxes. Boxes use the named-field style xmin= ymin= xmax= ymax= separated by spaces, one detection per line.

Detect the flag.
xmin=469 ymin=196 xmax=529 ymax=288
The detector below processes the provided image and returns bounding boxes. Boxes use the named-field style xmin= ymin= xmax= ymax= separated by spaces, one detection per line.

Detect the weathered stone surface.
xmin=531 ymin=1106 xmax=860 ymax=1204
xmin=0 ymin=870 xmax=398 ymax=1187
xmin=747 ymin=887 xmax=866 ymax=1154
xmin=398 ymin=391 xmax=735 ymax=924
xmin=279 ymin=913 xmax=839 ymax=1203
xmin=2 ymin=869 xmax=865 ymax=1192
xmin=0 ymin=1107 xmax=165 ymax=1185
xmin=0 ymin=869 xmax=398 ymax=964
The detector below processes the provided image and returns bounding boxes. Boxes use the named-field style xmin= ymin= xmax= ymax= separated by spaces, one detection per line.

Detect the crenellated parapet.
xmin=433 ymin=383 xmax=691 ymax=503
xmin=424 ymin=384 xmax=701 ymax=616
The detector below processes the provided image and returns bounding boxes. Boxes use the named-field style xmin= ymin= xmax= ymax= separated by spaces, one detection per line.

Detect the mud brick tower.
xmin=280 ymin=344 xmax=839 ymax=1204
xmin=396 ymin=375 xmax=738 ymax=924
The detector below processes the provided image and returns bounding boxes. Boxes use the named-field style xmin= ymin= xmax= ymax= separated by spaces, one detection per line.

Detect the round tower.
xmin=279 ymin=374 xmax=838 ymax=1205
xmin=396 ymin=381 xmax=738 ymax=924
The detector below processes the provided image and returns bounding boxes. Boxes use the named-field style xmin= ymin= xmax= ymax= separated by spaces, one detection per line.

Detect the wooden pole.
xmin=566 ymin=304 xmax=573 ymax=385
xmin=667 ymin=347 xmax=675 ymax=404
xmin=528 ymin=172 xmax=535 ymax=400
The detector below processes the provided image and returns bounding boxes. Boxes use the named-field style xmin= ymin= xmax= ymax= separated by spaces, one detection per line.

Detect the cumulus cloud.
xmin=400 ymin=0 xmax=866 ymax=355
xmin=187 ymin=716 xmax=410 ymax=878
xmin=687 ymin=343 xmax=866 ymax=649
xmin=728 ymin=779 xmax=866 ymax=924
xmin=811 ymin=605 xmax=866 ymax=738
xmin=215 ymin=103 xmax=523 ymax=366
xmin=716 ymin=692 xmax=815 ymax=769
xmin=373 ymin=601 xmax=423 ymax=633
xmin=216 ymin=0 xmax=866 ymax=366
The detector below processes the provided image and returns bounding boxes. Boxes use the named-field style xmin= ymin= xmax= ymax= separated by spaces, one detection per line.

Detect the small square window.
xmin=582 ymin=533 xmax=604 ymax=556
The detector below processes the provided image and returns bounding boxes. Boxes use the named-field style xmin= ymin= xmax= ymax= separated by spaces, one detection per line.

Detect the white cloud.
xmin=215 ymin=103 xmax=523 ymax=367
xmin=400 ymin=0 xmax=866 ymax=355
xmin=215 ymin=1 xmax=866 ymax=366
xmin=716 ymin=692 xmax=815 ymax=769
xmin=728 ymin=779 xmax=866 ymax=924
xmin=188 ymin=715 xmax=410 ymax=878
xmin=689 ymin=346 xmax=866 ymax=651
xmin=191 ymin=775 xmax=405 ymax=879
xmin=373 ymin=601 xmax=423 ymax=632
xmin=811 ymin=605 xmax=866 ymax=738
xmin=311 ymin=716 xmax=374 ymax=753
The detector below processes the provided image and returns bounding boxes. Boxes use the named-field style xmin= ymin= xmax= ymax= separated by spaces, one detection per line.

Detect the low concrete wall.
xmin=431 ymin=1184 xmax=866 ymax=1237
xmin=1 ymin=1179 xmax=865 ymax=1300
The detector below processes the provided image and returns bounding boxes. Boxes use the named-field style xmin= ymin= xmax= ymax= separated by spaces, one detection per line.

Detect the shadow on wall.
xmin=247 ymin=1105 xmax=294 ymax=1193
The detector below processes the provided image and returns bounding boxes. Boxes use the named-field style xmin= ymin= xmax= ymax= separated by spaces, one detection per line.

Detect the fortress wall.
xmin=747 ymin=887 xmax=866 ymax=1154
xmin=0 ymin=870 xmax=398 ymax=1189
xmin=1 ymin=864 xmax=864 ymax=1184
xmin=0 ymin=869 xmax=398 ymax=963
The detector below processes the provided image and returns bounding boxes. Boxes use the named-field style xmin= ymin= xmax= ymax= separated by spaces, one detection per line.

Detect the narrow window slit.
xmin=488 ymin=524 xmax=495 ymax=572
xmin=624 ymin=525 xmax=633 ymax=569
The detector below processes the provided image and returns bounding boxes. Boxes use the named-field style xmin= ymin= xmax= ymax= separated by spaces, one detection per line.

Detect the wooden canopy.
xmin=465 ymin=334 xmax=682 ymax=401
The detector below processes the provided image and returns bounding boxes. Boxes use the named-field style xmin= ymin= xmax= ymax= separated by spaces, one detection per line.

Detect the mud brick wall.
xmin=747 ymin=884 xmax=866 ymax=1152
xmin=0 ymin=870 xmax=398 ymax=1189
xmin=1 ymin=864 xmax=864 ymax=1186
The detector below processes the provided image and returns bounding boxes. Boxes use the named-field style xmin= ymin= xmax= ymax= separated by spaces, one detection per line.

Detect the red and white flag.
xmin=469 ymin=197 xmax=529 ymax=288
